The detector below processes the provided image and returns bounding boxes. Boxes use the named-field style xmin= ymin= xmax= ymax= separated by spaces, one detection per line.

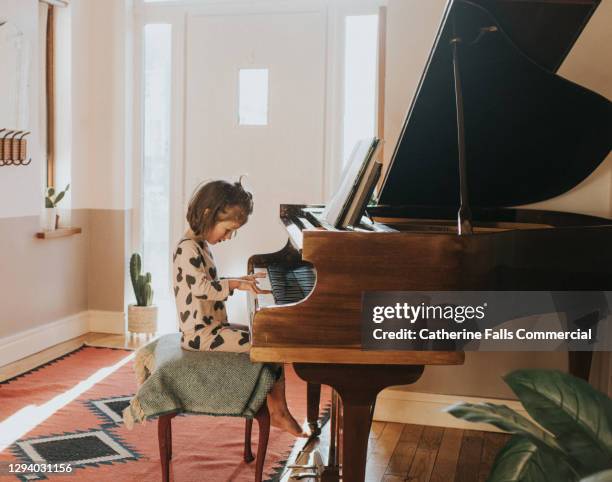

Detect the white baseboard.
xmin=374 ymin=388 xmax=530 ymax=433
xmin=88 ymin=310 xmax=125 ymax=334
xmin=0 ymin=310 xmax=126 ymax=367
xmin=0 ymin=312 xmax=90 ymax=367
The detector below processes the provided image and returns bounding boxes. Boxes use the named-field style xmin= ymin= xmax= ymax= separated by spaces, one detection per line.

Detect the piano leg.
xmin=568 ymin=351 xmax=593 ymax=381
xmin=307 ymin=382 xmax=322 ymax=436
xmin=294 ymin=363 xmax=424 ymax=482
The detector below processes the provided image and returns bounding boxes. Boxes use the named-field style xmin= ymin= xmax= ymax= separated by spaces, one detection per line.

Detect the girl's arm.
xmin=177 ymin=243 xmax=232 ymax=301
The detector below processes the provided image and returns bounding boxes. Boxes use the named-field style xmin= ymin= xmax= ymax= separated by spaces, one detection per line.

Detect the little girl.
xmin=173 ymin=179 xmax=305 ymax=437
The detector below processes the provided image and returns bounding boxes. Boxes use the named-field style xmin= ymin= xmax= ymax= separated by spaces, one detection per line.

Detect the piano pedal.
xmin=289 ymin=451 xmax=325 ymax=480
xmin=290 ymin=473 xmax=318 ymax=480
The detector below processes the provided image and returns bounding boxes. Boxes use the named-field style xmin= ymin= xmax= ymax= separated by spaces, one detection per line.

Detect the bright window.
xmin=238 ymin=68 xmax=269 ymax=126
xmin=342 ymin=14 xmax=378 ymax=166
xmin=142 ymin=24 xmax=172 ymax=305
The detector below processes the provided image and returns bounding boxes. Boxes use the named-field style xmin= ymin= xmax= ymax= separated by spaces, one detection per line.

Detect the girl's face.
xmin=205 ymin=219 xmax=243 ymax=244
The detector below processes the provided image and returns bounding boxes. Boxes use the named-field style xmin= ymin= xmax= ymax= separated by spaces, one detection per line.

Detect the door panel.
xmin=185 ymin=11 xmax=326 ymax=323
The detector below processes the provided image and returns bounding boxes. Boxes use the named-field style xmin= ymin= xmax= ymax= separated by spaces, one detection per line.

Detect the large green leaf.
xmin=446 ymin=402 xmax=565 ymax=454
xmin=580 ymin=470 xmax=612 ymax=482
xmin=487 ymin=436 xmax=578 ymax=482
xmin=54 ymin=191 xmax=65 ymax=205
xmin=505 ymin=370 xmax=612 ymax=474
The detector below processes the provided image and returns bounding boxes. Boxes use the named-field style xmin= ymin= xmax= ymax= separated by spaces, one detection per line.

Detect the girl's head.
xmin=186 ymin=179 xmax=253 ymax=244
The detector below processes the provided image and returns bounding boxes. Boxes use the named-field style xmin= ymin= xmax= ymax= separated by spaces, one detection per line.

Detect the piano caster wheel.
xmin=309 ymin=422 xmax=321 ymax=437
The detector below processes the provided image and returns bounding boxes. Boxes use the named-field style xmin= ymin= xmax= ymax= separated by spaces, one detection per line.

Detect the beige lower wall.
xmin=87 ymin=209 xmax=127 ymax=312
xmin=395 ymin=352 xmax=568 ymax=400
xmin=0 ymin=212 xmax=89 ymax=339
xmin=0 ymin=209 xmax=127 ymax=341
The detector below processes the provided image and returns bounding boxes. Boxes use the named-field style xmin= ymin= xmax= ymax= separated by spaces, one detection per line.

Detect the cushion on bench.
xmin=123 ymin=333 xmax=280 ymax=428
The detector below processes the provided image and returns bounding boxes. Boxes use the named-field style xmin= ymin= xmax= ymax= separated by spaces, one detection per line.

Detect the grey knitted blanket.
xmin=122 ymin=333 xmax=279 ymax=428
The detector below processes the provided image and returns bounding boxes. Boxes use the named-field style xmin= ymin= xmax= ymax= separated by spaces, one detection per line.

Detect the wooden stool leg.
xmin=158 ymin=413 xmax=176 ymax=481
xmin=254 ymin=403 xmax=270 ymax=482
xmin=244 ymin=418 xmax=255 ymax=463
xmin=167 ymin=416 xmax=173 ymax=460
xmin=158 ymin=415 xmax=171 ymax=482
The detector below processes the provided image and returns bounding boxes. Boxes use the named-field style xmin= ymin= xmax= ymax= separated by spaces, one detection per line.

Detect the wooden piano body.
xmin=247 ymin=0 xmax=612 ymax=480
xmin=249 ymin=205 xmax=612 ymax=359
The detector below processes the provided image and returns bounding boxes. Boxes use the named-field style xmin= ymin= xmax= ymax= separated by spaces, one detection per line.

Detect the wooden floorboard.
xmin=365 ymin=422 xmax=404 ymax=481
xmin=405 ymin=426 xmax=445 ymax=482
xmin=455 ymin=430 xmax=486 ymax=482
xmin=0 ymin=332 xmax=152 ymax=382
xmin=429 ymin=428 xmax=464 ymax=482
xmin=370 ymin=421 xmax=386 ymax=441
xmin=384 ymin=424 xmax=423 ymax=475
xmin=478 ymin=432 xmax=510 ymax=482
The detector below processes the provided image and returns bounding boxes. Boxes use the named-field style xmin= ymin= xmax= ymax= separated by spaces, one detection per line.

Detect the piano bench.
xmin=157 ymin=402 xmax=270 ymax=482
xmin=122 ymin=334 xmax=280 ymax=482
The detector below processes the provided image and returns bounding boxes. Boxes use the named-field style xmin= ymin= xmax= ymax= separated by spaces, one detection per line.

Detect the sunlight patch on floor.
xmin=0 ymin=353 xmax=134 ymax=451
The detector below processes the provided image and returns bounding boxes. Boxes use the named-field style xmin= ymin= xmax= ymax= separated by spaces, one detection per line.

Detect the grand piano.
xmin=247 ymin=0 xmax=612 ymax=480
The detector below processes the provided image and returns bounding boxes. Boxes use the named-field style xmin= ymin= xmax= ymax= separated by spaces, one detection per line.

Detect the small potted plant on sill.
xmin=127 ymin=253 xmax=158 ymax=335
xmin=44 ymin=184 xmax=70 ymax=231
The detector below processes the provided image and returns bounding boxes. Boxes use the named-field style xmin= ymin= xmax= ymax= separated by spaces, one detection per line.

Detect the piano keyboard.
xmin=267 ymin=263 xmax=316 ymax=304
xmin=253 ymin=264 xmax=315 ymax=307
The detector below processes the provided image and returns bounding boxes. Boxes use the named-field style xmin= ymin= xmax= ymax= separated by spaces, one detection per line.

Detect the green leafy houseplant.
xmin=446 ymin=369 xmax=612 ymax=482
xmin=43 ymin=184 xmax=70 ymax=231
xmin=45 ymin=184 xmax=70 ymax=208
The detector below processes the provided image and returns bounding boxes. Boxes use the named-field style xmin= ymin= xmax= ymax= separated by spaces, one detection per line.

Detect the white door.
xmin=184 ymin=11 xmax=327 ymax=324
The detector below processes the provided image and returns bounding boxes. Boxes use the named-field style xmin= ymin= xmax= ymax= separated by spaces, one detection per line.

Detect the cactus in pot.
xmin=128 ymin=253 xmax=157 ymax=334
xmin=130 ymin=253 xmax=154 ymax=306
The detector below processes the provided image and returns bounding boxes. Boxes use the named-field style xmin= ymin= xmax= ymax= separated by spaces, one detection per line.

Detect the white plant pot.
xmin=44 ymin=208 xmax=57 ymax=231
xmin=128 ymin=304 xmax=158 ymax=334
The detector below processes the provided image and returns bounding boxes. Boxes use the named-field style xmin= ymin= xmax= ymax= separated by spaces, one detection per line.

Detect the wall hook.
xmin=0 ymin=128 xmax=31 ymax=166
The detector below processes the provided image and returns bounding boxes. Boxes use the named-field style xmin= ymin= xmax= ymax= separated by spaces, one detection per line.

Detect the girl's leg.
xmin=266 ymin=367 xmax=307 ymax=437
xmin=204 ymin=328 xmax=305 ymax=436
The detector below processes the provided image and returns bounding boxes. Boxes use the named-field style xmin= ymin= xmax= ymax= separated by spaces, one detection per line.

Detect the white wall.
xmin=0 ymin=0 xmax=133 ymax=217
xmin=71 ymin=0 xmax=132 ymax=211
xmin=0 ymin=0 xmax=42 ymax=219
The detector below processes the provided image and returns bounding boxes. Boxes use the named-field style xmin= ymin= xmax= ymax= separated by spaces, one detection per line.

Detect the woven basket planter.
xmin=128 ymin=304 xmax=158 ymax=334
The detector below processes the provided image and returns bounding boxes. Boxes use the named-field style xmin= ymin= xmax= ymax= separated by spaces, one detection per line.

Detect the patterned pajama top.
xmin=173 ymin=233 xmax=251 ymax=353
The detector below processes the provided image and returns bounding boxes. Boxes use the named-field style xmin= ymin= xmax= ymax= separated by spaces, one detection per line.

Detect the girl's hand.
xmin=228 ymin=278 xmax=272 ymax=295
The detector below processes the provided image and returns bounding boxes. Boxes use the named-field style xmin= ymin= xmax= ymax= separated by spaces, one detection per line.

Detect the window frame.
xmin=45 ymin=5 xmax=55 ymax=187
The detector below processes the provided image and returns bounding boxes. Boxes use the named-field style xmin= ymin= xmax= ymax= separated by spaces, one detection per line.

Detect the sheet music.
xmin=322 ymin=138 xmax=380 ymax=227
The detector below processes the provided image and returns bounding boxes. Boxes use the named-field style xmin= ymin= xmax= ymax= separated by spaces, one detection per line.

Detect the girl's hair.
xmin=186 ymin=178 xmax=253 ymax=236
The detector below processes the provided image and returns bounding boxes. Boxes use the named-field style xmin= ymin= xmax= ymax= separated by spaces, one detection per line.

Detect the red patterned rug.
xmin=0 ymin=346 xmax=330 ymax=481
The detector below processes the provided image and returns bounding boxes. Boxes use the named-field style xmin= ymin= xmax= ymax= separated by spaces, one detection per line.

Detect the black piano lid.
xmin=379 ymin=0 xmax=612 ymax=209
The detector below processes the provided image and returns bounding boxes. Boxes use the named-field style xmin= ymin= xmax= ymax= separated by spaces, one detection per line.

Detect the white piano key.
xmin=255 ymin=267 xmax=275 ymax=308
xmin=298 ymin=217 xmax=315 ymax=230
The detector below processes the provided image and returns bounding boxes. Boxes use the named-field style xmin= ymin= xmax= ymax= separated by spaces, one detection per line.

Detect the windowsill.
xmin=35 ymin=227 xmax=82 ymax=239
